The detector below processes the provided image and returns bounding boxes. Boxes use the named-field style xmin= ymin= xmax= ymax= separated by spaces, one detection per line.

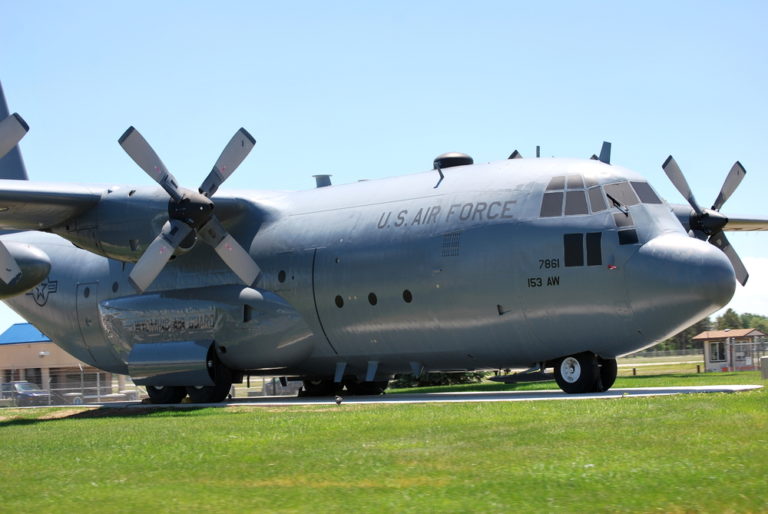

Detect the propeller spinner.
xmin=662 ymin=156 xmax=749 ymax=285
xmin=118 ymin=127 xmax=261 ymax=292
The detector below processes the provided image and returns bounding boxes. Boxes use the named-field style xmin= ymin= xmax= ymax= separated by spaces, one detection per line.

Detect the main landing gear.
xmin=145 ymin=381 xmax=233 ymax=404
xmin=554 ymin=352 xmax=617 ymax=394
xmin=299 ymin=377 xmax=389 ymax=397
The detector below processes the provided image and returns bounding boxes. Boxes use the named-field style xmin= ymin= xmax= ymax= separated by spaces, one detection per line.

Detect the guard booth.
xmin=693 ymin=328 xmax=767 ymax=372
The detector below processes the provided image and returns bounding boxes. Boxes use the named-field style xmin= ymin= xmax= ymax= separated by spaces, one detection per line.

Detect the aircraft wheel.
xmin=554 ymin=353 xmax=598 ymax=394
xmin=344 ymin=379 xmax=388 ymax=395
xmin=146 ymin=385 xmax=187 ymax=404
xmin=596 ymin=357 xmax=618 ymax=392
xmin=186 ymin=382 xmax=232 ymax=403
xmin=301 ymin=379 xmax=339 ymax=397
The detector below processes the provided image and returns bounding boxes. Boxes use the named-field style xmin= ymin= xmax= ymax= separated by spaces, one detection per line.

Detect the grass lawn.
xmin=0 ymin=372 xmax=765 ymax=512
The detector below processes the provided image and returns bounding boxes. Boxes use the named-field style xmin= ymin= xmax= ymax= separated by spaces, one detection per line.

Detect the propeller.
xmin=0 ymin=112 xmax=28 ymax=283
xmin=662 ymin=156 xmax=748 ymax=285
xmin=119 ymin=126 xmax=261 ymax=292
xmin=0 ymin=113 xmax=28 ymax=159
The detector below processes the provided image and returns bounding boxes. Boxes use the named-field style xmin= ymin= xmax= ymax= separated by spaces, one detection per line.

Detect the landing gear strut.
xmin=554 ymin=352 xmax=617 ymax=394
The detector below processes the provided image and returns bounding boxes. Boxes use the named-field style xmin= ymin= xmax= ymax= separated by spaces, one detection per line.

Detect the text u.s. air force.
xmin=376 ymin=200 xmax=516 ymax=229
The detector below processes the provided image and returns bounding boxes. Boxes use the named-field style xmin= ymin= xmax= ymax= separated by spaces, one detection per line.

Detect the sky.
xmin=0 ymin=1 xmax=767 ymax=329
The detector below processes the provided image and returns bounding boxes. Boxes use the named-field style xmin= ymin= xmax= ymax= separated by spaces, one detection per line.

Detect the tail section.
xmin=0 ymin=81 xmax=29 ymax=180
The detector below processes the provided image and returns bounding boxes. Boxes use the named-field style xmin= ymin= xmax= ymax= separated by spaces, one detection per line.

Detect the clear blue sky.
xmin=1 ymin=1 xmax=767 ymax=327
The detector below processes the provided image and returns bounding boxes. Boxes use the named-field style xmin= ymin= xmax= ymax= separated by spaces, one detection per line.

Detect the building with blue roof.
xmin=0 ymin=323 xmax=118 ymax=403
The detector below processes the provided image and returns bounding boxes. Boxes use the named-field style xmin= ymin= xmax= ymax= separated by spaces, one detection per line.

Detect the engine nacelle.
xmin=127 ymin=340 xmax=217 ymax=386
xmin=0 ymin=242 xmax=51 ymax=299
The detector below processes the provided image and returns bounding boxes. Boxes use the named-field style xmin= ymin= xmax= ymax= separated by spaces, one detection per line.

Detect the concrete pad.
xmin=81 ymin=384 xmax=763 ymax=410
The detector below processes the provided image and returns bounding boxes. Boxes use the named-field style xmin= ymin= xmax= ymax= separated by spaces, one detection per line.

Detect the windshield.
xmin=15 ymin=383 xmax=42 ymax=392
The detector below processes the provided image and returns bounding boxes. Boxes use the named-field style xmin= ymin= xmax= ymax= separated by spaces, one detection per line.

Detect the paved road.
xmin=75 ymin=384 xmax=762 ymax=410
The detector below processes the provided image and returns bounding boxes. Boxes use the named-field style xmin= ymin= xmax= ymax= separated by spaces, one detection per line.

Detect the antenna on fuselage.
xmin=432 ymin=152 xmax=473 ymax=189
xmin=313 ymin=174 xmax=332 ymax=188
xmin=590 ymin=142 xmax=612 ymax=164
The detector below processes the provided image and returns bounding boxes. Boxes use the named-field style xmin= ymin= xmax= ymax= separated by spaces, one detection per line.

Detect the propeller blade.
xmin=721 ymin=216 xmax=768 ymax=231
xmin=0 ymin=241 xmax=22 ymax=284
xmin=128 ymin=220 xmax=193 ymax=292
xmin=199 ymin=128 xmax=256 ymax=198
xmin=709 ymin=231 xmax=748 ymax=286
xmin=118 ymin=126 xmax=182 ymax=202
xmin=711 ymin=161 xmax=746 ymax=211
xmin=198 ymin=216 xmax=260 ymax=285
xmin=0 ymin=113 xmax=29 ymax=158
xmin=662 ymin=156 xmax=703 ymax=216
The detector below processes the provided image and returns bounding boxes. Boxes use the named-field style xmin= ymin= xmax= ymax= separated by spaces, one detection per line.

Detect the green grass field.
xmin=1 ymin=372 xmax=766 ymax=512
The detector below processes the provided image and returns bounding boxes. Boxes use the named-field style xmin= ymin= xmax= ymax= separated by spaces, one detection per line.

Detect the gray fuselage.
xmin=2 ymin=157 xmax=735 ymax=383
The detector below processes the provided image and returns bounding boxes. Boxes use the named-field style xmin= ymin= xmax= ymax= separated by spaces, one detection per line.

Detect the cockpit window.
xmin=564 ymin=191 xmax=589 ymax=215
xmin=546 ymin=176 xmax=565 ymax=190
xmin=603 ymin=182 xmax=639 ymax=207
xmin=540 ymin=192 xmax=564 ymax=217
xmin=566 ymin=175 xmax=584 ymax=189
xmin=541 ymin=174 xmax=601 ymax=217
xmin=541 ymin=177 xmax=663 ymax=219
xmin=587 ymin=187 xmax=607 ymax=212
xmin=631 ymin=181 xmax=662 ymax=204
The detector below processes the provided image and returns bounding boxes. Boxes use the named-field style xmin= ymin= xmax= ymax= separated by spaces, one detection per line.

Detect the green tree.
xmin=739 ymin=313 xmax=768 ymax=334
xmin=657 ymin=317 xmax=711 ymax=351
xmin=716 ymin=308 xmax=742 ymax=330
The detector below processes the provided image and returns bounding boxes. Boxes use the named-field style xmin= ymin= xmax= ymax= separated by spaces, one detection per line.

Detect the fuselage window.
xmin=540 ymin=192 xmax=564 ymax=217
xmin=587 ymin=187 xmax=607 ymax=212
xmin=631 ymin=181 xmax=663 ymax=204
xmin=564 ymin=191 xmax=589 ymax=215
xmin=564 ymin=233 xmax=584 ymax=267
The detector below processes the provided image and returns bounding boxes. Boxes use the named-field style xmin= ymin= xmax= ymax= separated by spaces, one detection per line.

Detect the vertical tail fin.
xmin=0 ymin=82 xmax=29 ymax=180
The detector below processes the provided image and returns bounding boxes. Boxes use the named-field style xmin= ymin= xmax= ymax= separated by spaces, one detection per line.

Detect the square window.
xmin=564 ymin=191 xmax=589 ymax=215
xmin=588 ymin=187 xmax=607 ymax=212
xmin=564 ymin=233 xmax=584 ymax=267
xmin=546 ymin=176 xmax=566 ymax=191
xmin=566 ymin=175 xmax=584 ymax=190
xmin=540 ymin=192 xmax=564 ymax=217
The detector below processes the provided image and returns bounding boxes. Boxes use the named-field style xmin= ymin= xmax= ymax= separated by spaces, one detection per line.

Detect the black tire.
xmin=301 ymin=379 xmax=339 ymax=397
xmin=344 ymin=379 xmax=388 ymax=395
xmin=146 ymin=385 xmax=187 ymax=404
xmin=554 ymin=352 xmax=599 ymax=394
xmin=186 ymin=382 xmax=232 ymax=403
xmin=596 ymin=357 xmax=618 ymax=392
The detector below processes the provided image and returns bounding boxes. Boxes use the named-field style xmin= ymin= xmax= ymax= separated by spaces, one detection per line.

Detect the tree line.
xmin=655 ymin=309 xmax=768 ymax=351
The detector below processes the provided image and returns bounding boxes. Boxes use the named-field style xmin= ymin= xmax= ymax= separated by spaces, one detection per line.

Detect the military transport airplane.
xmin=0 ymin=81 xmax=766 ymax=403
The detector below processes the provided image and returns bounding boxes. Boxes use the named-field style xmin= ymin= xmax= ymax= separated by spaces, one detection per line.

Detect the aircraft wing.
xmin=0 ymin=180 xmax=104 ymax=230
xmin=724 ymin=216 xmax=768 ymax=231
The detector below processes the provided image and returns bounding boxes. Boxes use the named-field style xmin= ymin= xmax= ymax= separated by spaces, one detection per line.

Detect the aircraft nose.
xmin=625 ymin=234 xmax=735 ymax=341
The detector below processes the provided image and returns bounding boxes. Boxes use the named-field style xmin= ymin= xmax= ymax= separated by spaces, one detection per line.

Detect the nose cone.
xmin=625 ymin=234 xmax=735 ymax=341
